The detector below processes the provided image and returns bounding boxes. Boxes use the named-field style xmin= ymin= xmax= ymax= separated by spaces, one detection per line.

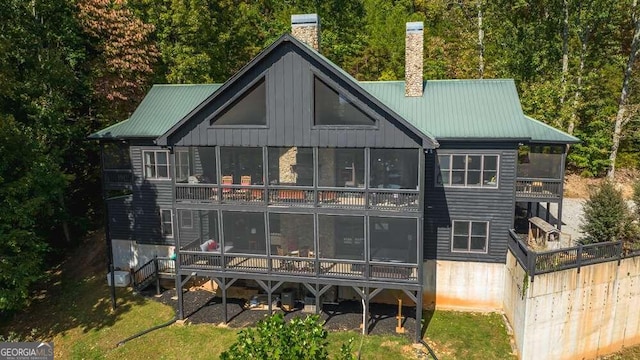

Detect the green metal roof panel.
xmin=89 ymin=84 xmax=221 ymax=139
xmin=524 ymin=116 xmax=580 ymax=144
xmin=361 ymin=79 xmax=530 ymax=140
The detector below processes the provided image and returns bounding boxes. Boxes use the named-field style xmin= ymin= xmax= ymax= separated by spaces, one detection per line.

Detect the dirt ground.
xmin=564 ymin=169 xmax=638 ymax=199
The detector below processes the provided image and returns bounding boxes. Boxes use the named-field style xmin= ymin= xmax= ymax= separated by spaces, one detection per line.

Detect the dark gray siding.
xmin=168 ymin=43 xmax=422 ymax=149
xmin=130 ymin=144 xmax=175 ymax=245
xmin=107 ymin=195 xmax=134 ymax=240
xmin=424 ymin=142 xmax=517 ymax=263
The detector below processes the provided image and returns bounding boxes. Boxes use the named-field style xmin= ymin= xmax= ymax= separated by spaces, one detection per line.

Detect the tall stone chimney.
xmin=405 ymin=22 xmax=424 ymax=97
xmin=291 ymin=14 xmax=320 ymax=51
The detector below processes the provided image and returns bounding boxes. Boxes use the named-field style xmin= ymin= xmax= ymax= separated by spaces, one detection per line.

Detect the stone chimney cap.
xmin=406 ymin=22 xmax=424 ymax=33
xmin=291 ymin=14 xmax=319 ymax=27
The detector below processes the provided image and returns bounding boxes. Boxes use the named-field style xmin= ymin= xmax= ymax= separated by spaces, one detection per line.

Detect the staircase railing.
xmin=132 ymin=256 xmax=175 ymax=293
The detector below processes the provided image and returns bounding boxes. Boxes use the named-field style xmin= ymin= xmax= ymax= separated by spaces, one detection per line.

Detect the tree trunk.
xmin=560 ymin=0 xmax=570 ymax=104
xmin=477 ymin=0 xmax=485 ymax=79
xmin=568 ymin=39 xmax=585 ymax=136
xmin=608 ymin=2 xmax=640 ymax=179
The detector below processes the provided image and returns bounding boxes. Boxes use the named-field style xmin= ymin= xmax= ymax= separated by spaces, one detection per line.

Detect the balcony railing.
xmin=175 ymin=184 xmax=420 ymax=212
xmin=103 ymin=169 xmax=133 ymax=189
xmin=178 ymin=250 xmax=418 ymax=283
xmin=515 ymin=178 xmax=562 ymax=200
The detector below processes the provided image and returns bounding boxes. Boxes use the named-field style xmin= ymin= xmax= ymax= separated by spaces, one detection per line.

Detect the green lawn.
xmin=1 ymin=267 xmax=517 ymax=359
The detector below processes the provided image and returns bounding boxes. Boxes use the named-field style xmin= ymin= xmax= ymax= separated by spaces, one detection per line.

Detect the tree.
xmin=608 ymin=0 xmax=640 ymax=179
xmin=220 ymin=314 xmax=354 ymax=360
xmin=0 ymin=116 xmax=67 ymax=311
xmin=580 ymin=181 xmax=631 ymax=243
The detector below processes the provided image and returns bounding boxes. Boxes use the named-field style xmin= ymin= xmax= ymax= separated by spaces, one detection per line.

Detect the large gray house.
xmin=90 ymin=15 xmax=578 ymax=340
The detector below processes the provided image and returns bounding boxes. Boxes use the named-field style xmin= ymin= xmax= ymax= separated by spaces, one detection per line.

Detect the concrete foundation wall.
xmin=423 ymin=260 xmax=505 ymax=311
xmin=111 ymin=240 xmax=174 ymax=271
xmin=504 ymin=251 xmax=640 ymax=360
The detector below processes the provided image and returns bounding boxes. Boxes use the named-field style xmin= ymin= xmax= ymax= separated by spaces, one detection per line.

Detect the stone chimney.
xmin=405 ymin=22 xmax=424 ymax=97
xmin=291 ymin=14 xmax=320 ymax=51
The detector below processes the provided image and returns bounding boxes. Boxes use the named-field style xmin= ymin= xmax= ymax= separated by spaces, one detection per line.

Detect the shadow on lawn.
xmin=0 ymin=230 xmax=148 ymax=340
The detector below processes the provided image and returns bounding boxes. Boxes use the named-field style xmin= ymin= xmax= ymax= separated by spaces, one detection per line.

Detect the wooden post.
xmin=396 ymin=297 xmax=405 ymax=334
xmin=154 ymin=256 xmax=160 ymax=296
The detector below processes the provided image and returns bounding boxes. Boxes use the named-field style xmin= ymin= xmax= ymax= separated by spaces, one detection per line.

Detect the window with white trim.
xmin=180 ymin=210 xmax=193 ymax=229
xmin=175 ymin=149 xmax=190 ymax=182
xmin=451 ymin=220 xmax=488 ymax=253
xmin=437 ymin=154 xmax=498 ymax=187
xmin=143 ymin=150 xmax=170 ymax=179
xmin=160 ymin=209 xmax=173 ymax=238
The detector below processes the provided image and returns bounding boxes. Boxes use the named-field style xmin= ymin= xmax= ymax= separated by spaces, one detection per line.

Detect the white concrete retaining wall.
xmin=423 ymin=260 xmax=505 ymax=311
xmin=504 ymin=251 xmax=640 ymax=360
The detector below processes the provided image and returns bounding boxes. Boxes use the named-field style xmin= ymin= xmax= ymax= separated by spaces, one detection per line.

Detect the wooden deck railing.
xmin=515 ymin=178 xmax=562 ymax=200
xmin=178 ymin=251 xmax=419 ymax=283
xmin=175 ymin=184 xmax=420 ymax=212
xmin=507 ymin=229 xmax=627 ymax=281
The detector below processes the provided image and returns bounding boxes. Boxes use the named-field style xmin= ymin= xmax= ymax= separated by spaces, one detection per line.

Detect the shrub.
xmin=580 ymin=181 xmax=631 ymax=244
xmin=220 ymin=314 xmax=355 ymax=360
xmin=633 ymin=180 xmax=640 ymax=220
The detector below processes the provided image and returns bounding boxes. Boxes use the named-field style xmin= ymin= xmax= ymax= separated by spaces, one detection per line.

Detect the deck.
xmin=175 ymin=184 xmax=420 ymax=212
xmin=515 ymin=178 xmax=562 ymax=201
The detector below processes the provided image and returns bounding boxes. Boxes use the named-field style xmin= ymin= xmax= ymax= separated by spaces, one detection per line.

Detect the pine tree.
xmin=580 ymin=181 xmax=631 ymax=244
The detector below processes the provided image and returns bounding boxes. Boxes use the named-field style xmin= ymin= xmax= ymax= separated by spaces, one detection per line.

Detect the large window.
xmin=176 ymin=147 xmax=217 ymax=184
xmin=160 ymin=209 xmax=173 ymax=238
xmin=437 ymin=154 xmax=498 ymax=187
xmin=269 ymin=213 xmax=314 ymax=256
xmin=318 ymin=148 xmax=364 ymax=188
xmin=451 ymin=220 xmax=488 ymax=253
xmin=370 ymin=149 xmax=419 ymax=189
xmin=370 ymin=217 xmax=418 ymax=263
xmin=143 ymin=150 xmax=170 ymax=179
xmin=211 ymin=78 xmax=266 ymax=126
xmin=318 ymin=215 xmax=364 ymax=260
xmin=314 ymin=77 xmax=375 ymax=126
xmin=178 ymin=210 xmax=219 ymax=250
xmin=220 ymin=147 xmax=263 ymax=185
xmin=222 ymin=211 xmax=266 ymax=254
xmin=268 ymin=147 xmax=313 ymax=186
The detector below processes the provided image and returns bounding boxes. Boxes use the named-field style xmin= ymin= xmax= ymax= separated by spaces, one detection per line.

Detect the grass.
xmin=0 ymin=241 xmax=516 ymax=359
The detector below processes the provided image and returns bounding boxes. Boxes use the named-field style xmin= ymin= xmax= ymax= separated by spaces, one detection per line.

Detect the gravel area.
xmin=146 ymin=288 xmax=419 ymax=340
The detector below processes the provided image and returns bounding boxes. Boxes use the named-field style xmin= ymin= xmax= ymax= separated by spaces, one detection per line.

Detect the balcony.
xmin=103 ymin=169 xmax=133 ymax=190
xmin=175 ymin=184 xmax=420 ymax=212
xmin=515 ymin=178 xmax=562 ymax=201
xmin=179 ymin=251 xmax=419 ymax=283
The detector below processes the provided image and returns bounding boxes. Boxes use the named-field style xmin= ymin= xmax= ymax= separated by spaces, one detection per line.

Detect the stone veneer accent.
xmin=291 ymin=14 xmax=320 ymax=51
xmin=278 ymin=147 xmax=298 ymax=184
xmin=405 ymin=22 xmax=424 ymax=97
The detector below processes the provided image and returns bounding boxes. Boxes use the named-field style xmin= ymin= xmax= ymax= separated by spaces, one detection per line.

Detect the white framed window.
xmin=451 ymin=220 xmax=489 ymax=253
xmin=143 ymin=150 xmax=170 ymax=179
xmin=175 ymin=149 xmax=190 ymax=182
xmin=180 ymin=210 xmax=193 ymax=229
xmin=437 ymin=154 xmax=498 ymax=188
xmin=160 ymin=209 xmax=174 ymax=238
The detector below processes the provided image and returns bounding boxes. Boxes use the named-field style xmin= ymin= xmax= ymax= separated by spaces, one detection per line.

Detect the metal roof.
xmin=89 ymin=84 xmax=221 ymax=139
xmin=90 ymin=36 xmax=578 ymax=145
xmin=359 ymin=79 xmax=577 ymax=142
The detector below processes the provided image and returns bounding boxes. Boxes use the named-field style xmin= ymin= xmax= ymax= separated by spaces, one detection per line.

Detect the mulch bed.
xmin=145 ymin=287 xmax=419 ymax=340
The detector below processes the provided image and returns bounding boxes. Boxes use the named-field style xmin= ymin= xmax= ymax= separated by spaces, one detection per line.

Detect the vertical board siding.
xmin=424 ymin=145 xmax=517 ymax=263
xmin=130 ymin=144 xmax=175 ymax=246
xmin=169 ymin=43 xmax=422 ymax=149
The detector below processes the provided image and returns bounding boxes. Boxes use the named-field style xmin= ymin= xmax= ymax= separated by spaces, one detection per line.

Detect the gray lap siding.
xmin=424 ymin=145 xmax=517 ymax=263
xmin=130 ymin=144 xmax=175 ymax=246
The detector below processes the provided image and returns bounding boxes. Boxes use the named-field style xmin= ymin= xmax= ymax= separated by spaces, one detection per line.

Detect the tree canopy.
xmin=1 ymin=0 xmax=639 ymax=311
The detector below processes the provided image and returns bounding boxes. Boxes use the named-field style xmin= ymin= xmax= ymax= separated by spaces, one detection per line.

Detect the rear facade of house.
xmin=91 ymin=16 xmax=578 ymax=340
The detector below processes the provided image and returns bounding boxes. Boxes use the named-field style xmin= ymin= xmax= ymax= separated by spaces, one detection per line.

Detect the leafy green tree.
xmin=580 ymin=181 xmax=631 ymax=244
xmin=0 ymin=116 xmax=67 ymax=311
xmin=221 ymin=314 xmax=354 ymax=360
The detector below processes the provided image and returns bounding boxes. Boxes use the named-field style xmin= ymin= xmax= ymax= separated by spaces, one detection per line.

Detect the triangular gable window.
xmin=314 ymin=77 xmax=375 ymax=126
xmin=212 ymin=78 xmax=266 ymax=126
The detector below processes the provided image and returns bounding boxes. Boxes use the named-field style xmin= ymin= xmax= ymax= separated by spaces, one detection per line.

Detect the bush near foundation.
xmin=220 ymin=314 xmax=355 ymax=360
